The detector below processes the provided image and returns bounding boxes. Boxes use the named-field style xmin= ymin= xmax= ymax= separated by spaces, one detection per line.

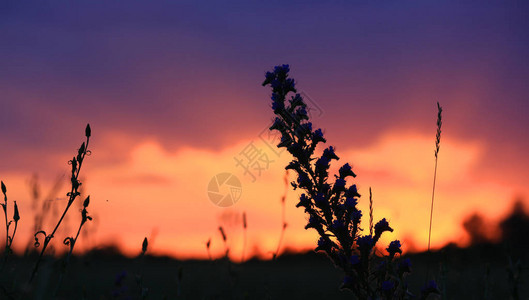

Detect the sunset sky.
xmin=1 ymin=1 xmax=528 ymax=260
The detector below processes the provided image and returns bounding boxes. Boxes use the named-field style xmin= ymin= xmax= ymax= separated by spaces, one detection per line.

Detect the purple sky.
xmin=1 ymin=0 xmax=528 ymax=185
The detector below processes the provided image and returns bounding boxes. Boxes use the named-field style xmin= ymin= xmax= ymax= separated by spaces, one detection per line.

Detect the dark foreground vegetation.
xmin=3 ymin=198 xmax=528 ymax=299
xmin=0 ymin=242 xmax=526 ymax=299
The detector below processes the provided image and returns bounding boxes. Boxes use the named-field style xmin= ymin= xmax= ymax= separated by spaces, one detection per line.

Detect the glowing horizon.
xmin=3 ymin=127 xmax=526 ymax=261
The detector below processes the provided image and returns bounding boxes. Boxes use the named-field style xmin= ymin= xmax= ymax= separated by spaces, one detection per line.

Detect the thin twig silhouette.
xmin=428 ymin=102 xmax=443 ymax=252
xmin=30 ymin=124 xmax=91 ymax=282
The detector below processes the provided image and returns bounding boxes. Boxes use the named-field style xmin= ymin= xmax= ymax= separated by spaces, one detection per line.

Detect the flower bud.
xmin=85 ymin=124 xmax=91 ymax=138
xmin=13 ymin=201 xmax=20 ymax=222
xmin=386 ymin=240 xmax=402 ymax=257
xmin=339 ymin=163 xmax=357 ymax=178
xmin=142 ymin=237 xmax=148 ymax=254
xmin=374 ymin=218 xmax=393 ymax=237
xmin=312 ymin=129 xmax=326 ymax=144
xmin=296 ymin=194 xmax=311 ymax=208
xmin=323 ymin=146 xmax=339 ymax=160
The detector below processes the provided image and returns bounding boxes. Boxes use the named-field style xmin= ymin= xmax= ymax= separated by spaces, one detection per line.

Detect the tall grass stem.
xmin=427 ymin=102 xmax=442 ymax=253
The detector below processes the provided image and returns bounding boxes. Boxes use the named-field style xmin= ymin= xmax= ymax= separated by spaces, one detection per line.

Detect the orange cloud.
xmin=3 ymin=130 xmax=525 ymax=260
xmin=341 ymin=131 xmax=517 ymax=251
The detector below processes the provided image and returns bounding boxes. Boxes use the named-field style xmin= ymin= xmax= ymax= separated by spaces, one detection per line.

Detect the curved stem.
xmin=54 ymin=217 xmax=85 ymax=296
xmin=10 ymin=222 xmax=17 ymax=249
xmin=30 ymin=136 xmax=90 ymax=282
xmin=3 ymin=200 xmax=8 ymax=255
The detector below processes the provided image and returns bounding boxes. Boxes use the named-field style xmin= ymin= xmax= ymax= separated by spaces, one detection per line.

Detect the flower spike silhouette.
xmin=263 ymin=65 xmax=439 ymax=299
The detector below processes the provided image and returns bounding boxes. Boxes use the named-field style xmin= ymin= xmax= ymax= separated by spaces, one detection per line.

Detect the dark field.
xmin=2 ymin=243 xmax=527 ymax=299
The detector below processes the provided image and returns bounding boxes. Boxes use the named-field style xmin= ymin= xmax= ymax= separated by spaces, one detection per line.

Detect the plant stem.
xmin=241 ymin=212 xmax=247 ymax=263
xmin=369 ymin=187 xmax=373 ymax=237
xmin=30 ymin=136 xmax=89 ymax=282
xmin=54 ymin=216 xmax=85 ymax=296
xmin=274 ymin=171 xmax=289 ymax=259
xmin=427 ymin=157 xmax=438 ymax=252
xmin=427 ymin=102 xmax=442 ymax=281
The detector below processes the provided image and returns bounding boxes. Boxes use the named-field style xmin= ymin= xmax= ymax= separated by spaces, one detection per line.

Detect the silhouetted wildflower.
xmin=333 ymin=178 xmax=346 ymax=192
xmin=351 ymin=210 xmax=362 ymax=223
xmin=387 ymin=240 xmax=402 ymax=257
xmin=344 ymin=197 xmax=358 ymax=209
xmin=312 ymin=129 xmax=326 ymax=144
xmin=294 ymin=106 xmax=309 ymax=121
xmin=315 ymin=156 xmax=331 ymax=175
xmin=345 ymin=184 xmax=361 ymax=198
xmin=331 ymin=219 xmax=345 ymax=232
xmin=272 ymin=101 xmax=285 ymax=114
xmin=314 ymin=193 xmax=328 ymax=208
xmin=296 ymin=194 xmax=311 ymax=208
xmin=374 ymin=218 xmax=393 ymax=242
xmin=296 ymin=172 xmax=312 ymax=189
xmin=263 ymin=65 xmax=412 ymax=299
xmin=322 ymin=146 xmax=339 ymax=160
xmin=316 ymin=237 xmax=333 ymax=252
xmin=339 ymin=163 xmax=357 ymax=179
xmin=357 ymin=235 xmax=374 ymax=255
